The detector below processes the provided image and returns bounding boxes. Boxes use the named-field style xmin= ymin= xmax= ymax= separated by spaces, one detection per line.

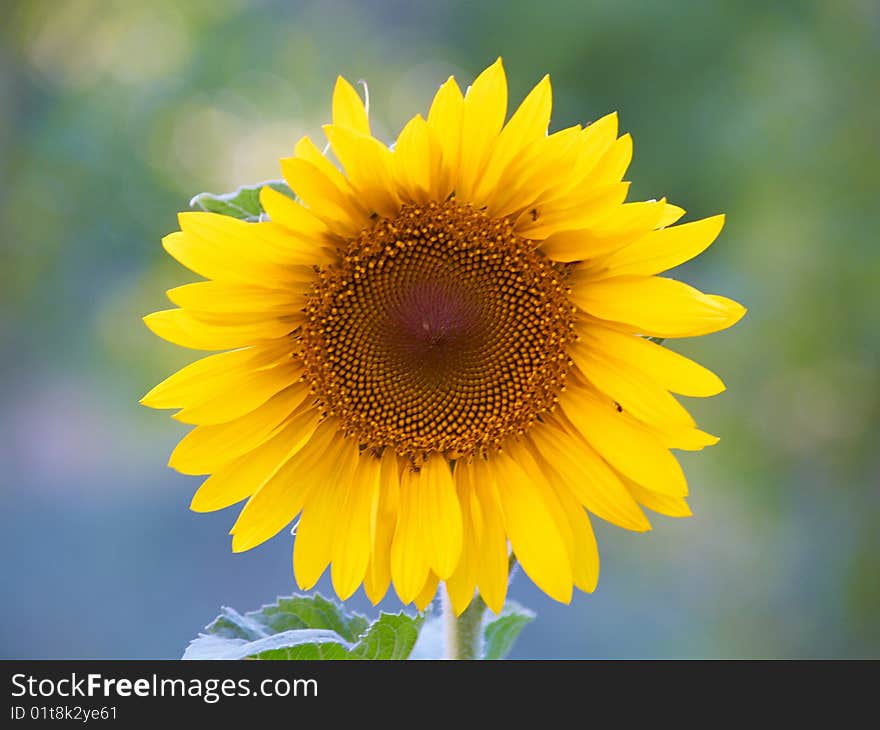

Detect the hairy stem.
xmin=443 ymin=553 xmax=518 ymax=660
xmin=443 ymin=587 xmax=485 ymax=660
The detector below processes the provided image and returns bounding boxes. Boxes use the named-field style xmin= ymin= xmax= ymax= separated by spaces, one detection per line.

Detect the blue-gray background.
xmin=1 ymin=0 xmax=877 ymax=658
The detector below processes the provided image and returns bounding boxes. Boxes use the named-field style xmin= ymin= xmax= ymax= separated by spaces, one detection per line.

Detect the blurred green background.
xmin=1 ymin=0 xmax=878 ymax=659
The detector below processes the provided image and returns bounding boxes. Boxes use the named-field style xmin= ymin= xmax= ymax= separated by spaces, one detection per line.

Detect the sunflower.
xmin=143 ymin=58 xmax=745 ymax=616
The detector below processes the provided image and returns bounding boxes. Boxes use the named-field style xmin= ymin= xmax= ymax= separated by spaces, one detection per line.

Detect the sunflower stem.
xmin=443 ymin=554 xmax=518 ymax=659
xmin=443 ymin=586 xmax=485 ymax=660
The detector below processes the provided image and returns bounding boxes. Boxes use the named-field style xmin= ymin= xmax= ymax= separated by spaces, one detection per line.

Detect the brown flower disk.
xmin=300 ymin=200 xmax=575 ymax=461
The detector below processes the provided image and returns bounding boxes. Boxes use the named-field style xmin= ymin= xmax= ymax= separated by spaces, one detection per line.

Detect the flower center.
xmin=300 ymin=200 xmax=575 ymax=461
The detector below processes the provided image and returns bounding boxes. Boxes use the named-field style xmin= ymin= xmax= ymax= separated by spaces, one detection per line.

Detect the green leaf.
xmin=258 ymin=594 xmax=369 ymax=642
xmin=483 ymin=601 xmax=535 ymax=660
xmin=189 ymin=180 xmax=294 ymax=221
xmin=351 ymin=612 xmax=424 ymax=660
xmin=185 ymin=628 xmax=352 ymax=660
xmin=251 ymin=635 xmax=354 ymax=661
xmin=183 ymin=593 xmax=423 ymax=661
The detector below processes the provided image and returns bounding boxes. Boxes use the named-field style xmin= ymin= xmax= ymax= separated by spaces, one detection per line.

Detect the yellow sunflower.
xmin=143 ymin=58 xmax=745 ymax=616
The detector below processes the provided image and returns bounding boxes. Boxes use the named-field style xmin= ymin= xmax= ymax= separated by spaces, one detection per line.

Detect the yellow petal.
xmin=417 ymin=454 xmax=463 ymax=580
xmin=229 ymin=418 xmax=340 ymax=552
xmin=169 ymin=383 xmax=311 ymax=475
xmin=560 ymin=385 xmax=688 ymax=497
xmin=414 ymin=572 xmax=440 ymax=612
xmin=588 ymin=132 xmax=633 ymax=187
xmin=166 ymin=280 xmax=310 ymax=315
xmin=457 ymin=58 xmax=507 ymax=202
xmin=590 ymin=214 xmax=726 ymax=278
xmin=294 ymin=135 xmax=352 ymax=192
xmin=658 ymin=202 xmax=686 ymax=228
xmin=161 ymin=229 xmax=302 ymax=285
xmin=518 ymin=124 xmax=630 ymax=233
xmin=652 ymin=424 xmax=720 ymax=451
xmin=491 ymin=448 xmax=572 ymax=605
xmin=539 ymin=227 xmax=636 ymax=263
xmin=485 ymin=125 xmax=582 ymax=219
xmin=331 ymin=452 xmax=380 ymax=600
xmin=175 ymin=211 xmax=319 ymax=269
xmin=577 ymin=322 xmax=726 ymax=397
xmin=364 ymin=449 xmax=401 ymax=604
xmin=594 ymin=198 xmax=668 ymax=230
xmin=445 ymin=463 xmax=481 ymax=616
xmin=623 ymin=475 xmax=693 ymax=518
xmin=545 ymin=473 xmax=600 ymax=593
xmin=527 ymin=422 xmax=650 ymax=532
xmin=363 ymin=553 xmax=390 ymax=605
xmin=173 ymin=360 xmax=301 ymax=426
xmin=569 ymin=113 xmax=620 ymax=187
xmin=293 ymin=436 xmax=359 ymax=590
xmin=258 ymin=185 xmax=330 ymax=241
xmin=570 ymin=340 xmax=695 ymax=430
xmin=472 ymin=74 xmax=552 ymax=205
xmin=189 ymin=407 xmax=320 ymax=513
xmin=469 ymin=458 xmax=509 ymax=614
xmin=144 ymin=308 xmax=299 ymax=351
xmin=141 ymin=346 xmax=281 ymax=410
xmin=390 ymin=466 xmax=431 ymax=604
xmin=539 ymin=199 xmax=667 ymax=262
xmin=514 ymin=181 xmax=630 ymax=239
xmin=323 ymin=124 xmax=400 ymax=219
xmin=332 ymin=76 xmax=370 ymax=135
xmin=280 ymin=156 xmax=364 ymax=237
xmin=426 ymin=76 xmax=464 ymax=199
xmin=570 ymin=275 xmax=747 ymax=338
xmin=506 ymin=439 xmax=578 ymax=576
xmin=393 ymin=114 xmax=439 ymax=204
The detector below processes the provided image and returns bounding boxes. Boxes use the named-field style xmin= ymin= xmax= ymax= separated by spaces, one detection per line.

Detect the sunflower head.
xmin=143 ymin=58 xmax=745 ymax=615
xmin=301 ymin=199 xmax=576 ymax=462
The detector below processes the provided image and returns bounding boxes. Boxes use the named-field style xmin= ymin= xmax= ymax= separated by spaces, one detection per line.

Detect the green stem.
xmin=443 ymin=586 xmax=485 ymax=660
xmin=443 ymin=553 xmax=518 ymax=660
